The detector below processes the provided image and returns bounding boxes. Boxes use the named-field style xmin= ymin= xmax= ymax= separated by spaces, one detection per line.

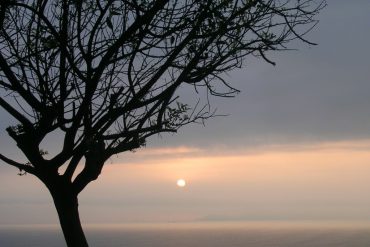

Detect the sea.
xmin=1 ymin=221 xmax=370 ymax=247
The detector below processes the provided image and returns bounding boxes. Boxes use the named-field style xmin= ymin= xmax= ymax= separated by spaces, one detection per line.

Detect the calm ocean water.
xmin=1 ymin=222 xmax=370 ymax=247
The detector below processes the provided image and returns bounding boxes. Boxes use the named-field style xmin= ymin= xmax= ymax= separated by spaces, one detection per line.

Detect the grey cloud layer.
xmin=156 ymin=0 xmax=370 ymax=148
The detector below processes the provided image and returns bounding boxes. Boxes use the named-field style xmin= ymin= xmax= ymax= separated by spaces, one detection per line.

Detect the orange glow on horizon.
xmin=75 ymin=140 xmax=370 ymax=223
xmin=101 ymin=140 xmax=370 ymax=189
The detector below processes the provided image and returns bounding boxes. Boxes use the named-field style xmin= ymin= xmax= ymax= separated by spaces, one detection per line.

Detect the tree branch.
xmin=0 ymin=153 xmax=35 ymax=175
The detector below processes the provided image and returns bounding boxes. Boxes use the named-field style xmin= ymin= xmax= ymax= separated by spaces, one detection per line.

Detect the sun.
xmin=176 ymin=179 xmax=186 ymax=187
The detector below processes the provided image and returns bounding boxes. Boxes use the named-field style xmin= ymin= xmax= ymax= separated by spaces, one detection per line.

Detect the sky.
xmin=1 ymin=0 xmax=370 ymax=225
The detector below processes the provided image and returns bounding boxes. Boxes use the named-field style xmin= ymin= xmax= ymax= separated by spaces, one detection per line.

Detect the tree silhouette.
xmin=0 ymin=0 xmax=325 ymax=246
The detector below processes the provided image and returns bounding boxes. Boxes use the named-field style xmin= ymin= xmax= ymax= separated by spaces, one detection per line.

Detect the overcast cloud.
xmin=150 ymin=0 xmax=370 ymax=149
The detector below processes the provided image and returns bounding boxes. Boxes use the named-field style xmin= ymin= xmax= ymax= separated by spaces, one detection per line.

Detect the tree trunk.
xmin=51 ymin=191 xmax=89 ymax=247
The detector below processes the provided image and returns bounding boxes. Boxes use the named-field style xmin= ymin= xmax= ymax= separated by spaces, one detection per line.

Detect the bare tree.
xmin=0 ymin=0 xmax=325 ymax=246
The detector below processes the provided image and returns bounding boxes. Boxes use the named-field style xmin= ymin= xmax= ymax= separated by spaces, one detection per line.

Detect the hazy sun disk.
xmin=177 ymin=179 xmax=186 ymax=187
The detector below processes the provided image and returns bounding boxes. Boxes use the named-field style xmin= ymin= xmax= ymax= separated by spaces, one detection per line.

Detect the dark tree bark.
xmin=44 ymin=175 xmax=89 ymax=247
xmin=52 ymin=192 xmax=88 ymax=247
